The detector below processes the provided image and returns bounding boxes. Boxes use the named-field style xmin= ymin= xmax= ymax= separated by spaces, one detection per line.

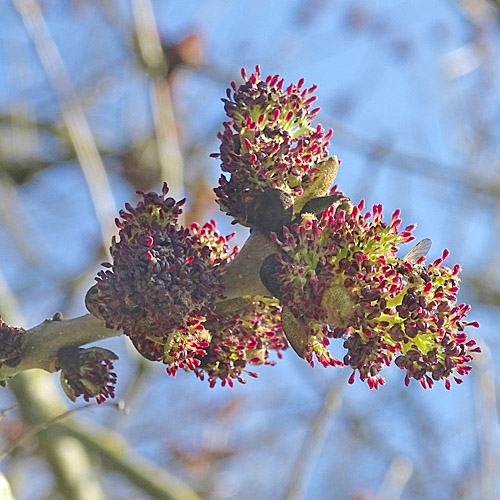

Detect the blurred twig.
xmin=0 ymin=271 xmax=23 ymax=328
xmin=473 ymin=338 xmax=500 ymax=500
xmin=0 ymin=401 xmax=104 ymax=460
xmin=9 ymin=369 xmax=204 ymax=500
xmin=9 ymin=372 xmax=108 ymax=500
xmin=13 ymin=0 xmax=117 ymax=254
xmin=375 ymin=456 xmax=413 ymax=500
xmin=0 ymin=472 xmax=14 ymax=500
xmin=0 ymin=178 xmax=46 ymax=266
xmin=63 ymin=417 xmax=204 ymax=500
xmin=283 ymin=378 xmax=344 ymax=500
xmin=131 ymin=0 xmax=184 ymax=201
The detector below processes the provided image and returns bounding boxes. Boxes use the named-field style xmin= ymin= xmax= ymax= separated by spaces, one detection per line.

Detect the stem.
xmin=221 ymin=230 xmax=278 ymax=300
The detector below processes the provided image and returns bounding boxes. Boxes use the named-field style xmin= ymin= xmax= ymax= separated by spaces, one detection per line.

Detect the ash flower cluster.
xmin=81 ymin=66 xmax=480 ymax=393
xmin=57 ymin=347 xmax=117 ymax=404
xmin=270 ymin=201 xmax=480 ymax=389
xmin=212 ymin=66 xmax=333 ymax=226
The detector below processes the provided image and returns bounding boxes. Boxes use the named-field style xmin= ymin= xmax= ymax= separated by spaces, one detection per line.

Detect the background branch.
xmin=13 ymin=0 xmax=117 ymax=252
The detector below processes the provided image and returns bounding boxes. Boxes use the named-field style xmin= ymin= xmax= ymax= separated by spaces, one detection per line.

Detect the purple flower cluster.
xmin=212 ymin=66 xmax=333 ymax=226
xmin=87 ymin=182 xmax=293 ymax=387
xmin=90 ymin=184 xmax=234 ymax=373
xmin=271 ymin=201 xmax=480 ymax=389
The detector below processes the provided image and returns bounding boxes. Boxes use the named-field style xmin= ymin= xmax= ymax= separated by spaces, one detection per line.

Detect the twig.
xmin=131 ymin=0 xmax=184 ymax=201
xmin=62 ymin=418 xmax=204 ymax=500
xmin=0 ymin=472 xmax=14 ymax=500
xmin=0 ymin=178 xmax=45 ymax=267
xmin=473 ymin=338 xmax=500 ymax=500
xmin=375 ymin=457 xmax=413 ymax=500
xmin=9 ymin=368 xmax=204 ymax=500
xmin=0 ymin=401 xmax=107 ymax=460
xmin=13 ymin=0 xmax=117 ymax=253
xmin=0 ymin=224 xmax=279 ymax=383
xmin=9 ymin=372 xmax=108 ymax=500
xmin=282 ymin=378 xmax=344 ymax=500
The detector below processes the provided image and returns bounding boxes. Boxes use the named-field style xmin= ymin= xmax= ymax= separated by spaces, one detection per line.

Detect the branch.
xmin=0 ymin=314 xmax=120 ymax=380
xmin=9 ymin=372 xmax=109 ymax=500
xmin=0 ymin=230 xmax=276 ymax=382
xmin=10 ymin=371 xmax=202 ymax=500
xmin=62 ymin=419 xmax=204 ymax=500
xmin=283 ymin=379 xmax=344 ymax=500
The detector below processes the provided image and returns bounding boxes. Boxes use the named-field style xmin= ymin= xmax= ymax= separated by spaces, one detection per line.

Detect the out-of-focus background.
xmin=0 ymin=1 xmax=499 ymax=499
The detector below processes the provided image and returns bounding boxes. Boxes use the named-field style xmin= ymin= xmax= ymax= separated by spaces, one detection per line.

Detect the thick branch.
xmin=62 ymin=419 xmax=204 ymax=500
xmin=10 ymin=371 xmax=203 ymax=500
xmin=0 ymin=314 xmax=120 ymax=380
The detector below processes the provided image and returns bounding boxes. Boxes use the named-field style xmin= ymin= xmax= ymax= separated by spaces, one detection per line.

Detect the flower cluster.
xmin=195 ymin=299 xmax=287 ymax=387
xmin=57 ymin=347 xmax=117 ymax=404
xmin=270 ymin=201 xmax=480 ymax=389
xmin=88 ymin=184 xmax=237 ymax=373
xmin=0 ymin=317 xmax=25 ymax=368
xmin=212 ymin=65 xmax=334 ymax=226
xmin=81 ymin=67 xmax=480 ymax=393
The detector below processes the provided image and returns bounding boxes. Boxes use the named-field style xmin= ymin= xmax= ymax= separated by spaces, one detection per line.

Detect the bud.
xmin=0 ymin=317 xmax=25 ymax=368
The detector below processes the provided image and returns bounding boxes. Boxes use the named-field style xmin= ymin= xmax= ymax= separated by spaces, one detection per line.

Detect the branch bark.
xmin=0 ymin=314 xmax=120 ymax=380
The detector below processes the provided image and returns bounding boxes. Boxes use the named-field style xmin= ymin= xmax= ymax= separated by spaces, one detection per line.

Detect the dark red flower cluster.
xmin=90 ymin=184 xmax=236 ymax=373
xmin=57 ymin=347 xmax=117 ymax=404
xmin=0 ymin=317 xmax=25 ymax=368
xmin=270 ymin=200 xmax=480 ymax=389
xmin=212 ymin=65 xmax=333 ymax=226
